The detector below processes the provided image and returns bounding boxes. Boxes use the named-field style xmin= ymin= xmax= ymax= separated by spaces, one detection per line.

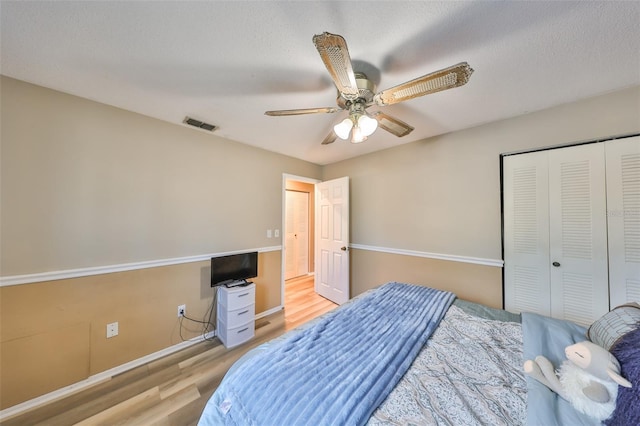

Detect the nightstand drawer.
xmin=218 ymin=303 xmax=255 ymax=329
xmin=217 ymin=318 xmax=254 ymax=348
xmin=218 ymin=284 xmax=255 ymax=311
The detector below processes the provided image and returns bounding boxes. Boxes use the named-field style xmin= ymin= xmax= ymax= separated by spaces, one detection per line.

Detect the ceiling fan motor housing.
xmin=336 ymin=72 xmax=376 ymax=109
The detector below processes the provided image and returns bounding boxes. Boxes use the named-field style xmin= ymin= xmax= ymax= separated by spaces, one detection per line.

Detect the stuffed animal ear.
xmin=583 ymin=382 xmax=611 ymax=403
xmin=607 ymin=368 xmax=632 ymax=388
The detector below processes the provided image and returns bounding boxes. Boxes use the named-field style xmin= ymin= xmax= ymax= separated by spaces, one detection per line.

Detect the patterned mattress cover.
xmin=368 ymin=303 xmax=526 ymax=425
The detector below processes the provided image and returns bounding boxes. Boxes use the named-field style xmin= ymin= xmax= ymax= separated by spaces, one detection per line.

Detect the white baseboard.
xmin=256 ymin=305 xmax=283 ymax=319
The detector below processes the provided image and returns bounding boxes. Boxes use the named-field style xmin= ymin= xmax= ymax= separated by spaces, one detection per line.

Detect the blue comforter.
xmin=200 ymin=282 xmax=455 ymax=426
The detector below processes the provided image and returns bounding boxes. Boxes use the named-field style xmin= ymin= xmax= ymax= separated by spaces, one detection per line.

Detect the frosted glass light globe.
xmin=358 ymin=115 xmax=378 ymax=136
xmin=333 ymin=118 xmax=353 ymax=140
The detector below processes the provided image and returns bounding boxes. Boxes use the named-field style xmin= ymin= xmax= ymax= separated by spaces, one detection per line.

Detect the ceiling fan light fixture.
xmin=350 ymin=126 xmax=367 ymax=144
xmin=334 ymin=109 xmax=378 ymax=143
xmin=357 ymin=114 xmax=378 ymax=137
xmin=334 ymin=118 xmax=353 ymax=140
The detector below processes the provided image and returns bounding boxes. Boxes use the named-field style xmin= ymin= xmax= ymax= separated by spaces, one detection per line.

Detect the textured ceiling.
xmin=2 ymin=1 xmax=639 ymax=165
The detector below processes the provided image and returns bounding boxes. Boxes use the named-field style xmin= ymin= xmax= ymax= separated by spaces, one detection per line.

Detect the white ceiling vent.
xmin=183 ymin=116 xmax=217 ymax=132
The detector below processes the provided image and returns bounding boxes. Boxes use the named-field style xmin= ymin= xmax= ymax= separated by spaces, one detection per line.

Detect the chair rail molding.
xmin=0 ymin=246 xmax=283 ymax=287
xmin=349 ymin=244 xmax=504 ymax=268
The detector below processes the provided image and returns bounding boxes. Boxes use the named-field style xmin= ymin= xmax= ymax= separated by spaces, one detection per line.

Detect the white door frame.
xmin=281 ymin=174 xmax=321 ymax=307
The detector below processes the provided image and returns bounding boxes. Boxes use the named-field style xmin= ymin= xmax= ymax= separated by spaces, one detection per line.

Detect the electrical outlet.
xmin=274 ymin=229 xmax=280 ymax=238
xmin=177 ymin=304 xmax=186 ymax=317
xmin=106 ymin=322 xmax=118 ymax=338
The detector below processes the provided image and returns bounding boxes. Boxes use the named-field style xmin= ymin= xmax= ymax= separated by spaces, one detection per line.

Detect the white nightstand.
xmin=216 ymin=283 xmax=255 ymax=348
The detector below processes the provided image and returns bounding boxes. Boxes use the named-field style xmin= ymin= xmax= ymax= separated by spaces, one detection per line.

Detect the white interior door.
xmin=315 ymin=176 xmax=350 ymax=305
xmin=548 ymin=143 xmax=609 ymax=326
xmin=606 ymin=136 xmax=640 ymax=306
xmin=285 ymin=190 xmax=309 ymax=280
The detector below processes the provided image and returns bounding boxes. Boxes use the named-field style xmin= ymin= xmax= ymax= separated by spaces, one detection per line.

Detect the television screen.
xmin=211 ymin=252 xmax=258 ymax=287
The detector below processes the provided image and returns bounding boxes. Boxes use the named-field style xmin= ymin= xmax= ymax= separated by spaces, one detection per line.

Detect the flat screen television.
xmin=211 ymin=251 xmax=258 ymax=287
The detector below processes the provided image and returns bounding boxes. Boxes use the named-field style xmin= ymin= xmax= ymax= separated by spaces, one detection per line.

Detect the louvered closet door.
xmin=504 ymin=151 xmax=551 ymax=316
xmin=548 ymin=143 xmax=609 ymax=325
xmin=606 ymin=136 xmax=640 ymax=306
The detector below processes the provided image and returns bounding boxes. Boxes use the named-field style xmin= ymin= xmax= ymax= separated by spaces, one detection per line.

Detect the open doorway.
xmin=284 ymin=182 xmax=313 ymax=281
xmin=282 ymin=174 xmax=337 ymax=329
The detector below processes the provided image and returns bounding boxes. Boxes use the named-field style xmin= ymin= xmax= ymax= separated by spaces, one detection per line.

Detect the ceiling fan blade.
xmin=265 ymin=107 xmax=338 ymax=116
xmin=312 ymin=32 xmax=359 ymax=100
xmin=372 ymin=111 xmax=414 ymax=137
xmin=374 ymin=62 xmax=474 ymax=106
xmin=321 ymin=130 xmax=338 ymax=145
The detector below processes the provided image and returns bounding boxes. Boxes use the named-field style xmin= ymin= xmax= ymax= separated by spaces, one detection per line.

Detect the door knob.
xmin=552 ymin=261 xmax=561 ymax=267
xmin=341 ymin=246 xmax=348 ymax=251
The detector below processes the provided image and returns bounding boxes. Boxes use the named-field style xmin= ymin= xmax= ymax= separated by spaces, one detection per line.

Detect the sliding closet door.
xmin=504 ymin=151 xmax=551 ymax=316
xmin=548 ymin=143 xmax=609 ymax=325
xmin=606 ymin=136 xmax=640 ymax=307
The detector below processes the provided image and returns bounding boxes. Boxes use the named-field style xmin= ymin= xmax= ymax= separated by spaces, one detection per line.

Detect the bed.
xmin=198 ymin=282 xmax=639 ymax=426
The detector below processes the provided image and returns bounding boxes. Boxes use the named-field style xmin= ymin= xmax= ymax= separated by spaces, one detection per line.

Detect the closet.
xmin=503 ymin=136 xmax=639 ymax=325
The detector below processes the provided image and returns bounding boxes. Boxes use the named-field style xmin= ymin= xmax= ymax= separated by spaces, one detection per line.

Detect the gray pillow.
xmin=587 ymin=303 xmax=640 ymax=350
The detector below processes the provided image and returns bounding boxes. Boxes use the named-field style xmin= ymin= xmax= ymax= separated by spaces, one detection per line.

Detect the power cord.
xmin=178 ymin=291 xmax=218 ymax=342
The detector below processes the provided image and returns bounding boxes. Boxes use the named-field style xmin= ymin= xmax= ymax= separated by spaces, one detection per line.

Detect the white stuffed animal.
xmin=524 ymin=341 xmax=632 ymax=421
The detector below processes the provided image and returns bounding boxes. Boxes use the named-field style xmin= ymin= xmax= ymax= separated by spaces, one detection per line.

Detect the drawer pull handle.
xmin=237 ymin=328 xmax=249 ymax=334
xmin=238 ymin=310 xmax=249 ymax=315
xmin=238 ymin=293 xmax=249 ymax=297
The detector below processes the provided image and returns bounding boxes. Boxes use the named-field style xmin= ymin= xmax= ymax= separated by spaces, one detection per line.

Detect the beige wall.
xmin=350 ymin=249 xmax=502 ymax=309
xmin=325 ymin=86 xmax=640 ymax=299
xmin=1 ymin=76 xmax=321 ymax=275
xmin=0 ymin=76 xmax=320 ymax=409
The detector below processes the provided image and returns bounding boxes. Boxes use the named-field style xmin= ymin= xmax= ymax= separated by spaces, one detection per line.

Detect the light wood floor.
xmin=3 ymin=276 xmax=337 ymax=426
xmin=284 ymin=275 xmax=338 ymax=330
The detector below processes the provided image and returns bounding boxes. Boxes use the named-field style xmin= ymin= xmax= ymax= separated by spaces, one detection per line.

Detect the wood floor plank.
xmin=166 ymin=394 xmax=211 ymax=426
xmin=72 ymin=387 xmax=161 ymax=426
xmin=284 ymin=276 xmax=337 ymax=330
xmin=146 ymin=340 xmax=216 ymax=375
xmin=122 ymin=385 xmax=201 ymax=426
xmin=38 ymin=366 xmax=182 ymax=426
xmin=1 ymin=367 xmax=148 ymax=426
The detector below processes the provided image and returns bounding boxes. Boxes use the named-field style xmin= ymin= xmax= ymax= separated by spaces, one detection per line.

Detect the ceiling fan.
xmin=265 ymin=32 xmax=474 ymax=145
